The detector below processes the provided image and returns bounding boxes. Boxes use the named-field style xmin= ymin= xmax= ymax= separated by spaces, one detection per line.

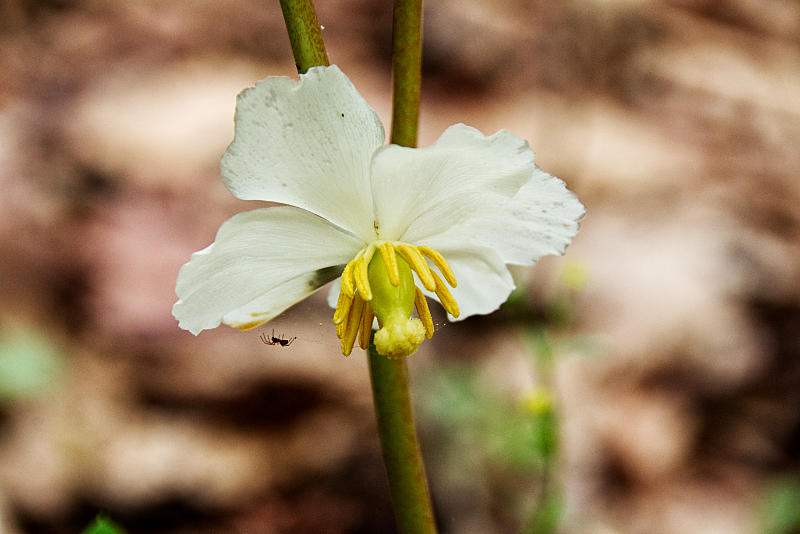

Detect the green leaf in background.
xmin=0 ymin=324 xmax=64 ymax=400
xmin=758 ymin=478 xmax=800 ymax=534
xmin=418 ymin=366 xmax=562 ymax=510
xmin=522 ymin=490 xmax=563 ymax=534
xmin=81 ymin=515 xmax=126 ymax=534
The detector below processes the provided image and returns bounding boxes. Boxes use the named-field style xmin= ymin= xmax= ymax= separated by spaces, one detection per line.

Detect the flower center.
xmin=333 ymin=241 xmax=459 ymax=358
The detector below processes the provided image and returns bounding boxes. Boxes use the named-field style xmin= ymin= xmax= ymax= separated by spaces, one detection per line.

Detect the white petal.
xmin=420 ymin=166 xmax=584 ymax=266
xmin=370 ymin=124 xmax=534 ymax=242
xmin=422 ymin=245 xmax=515 ymax=320
xmin=326 ymin=277 xmax=342 ymax=309
xmin=221 ymin=65 xmax=384 ymax=241
xmin=173 ymin=206 xmax=364 ymax=334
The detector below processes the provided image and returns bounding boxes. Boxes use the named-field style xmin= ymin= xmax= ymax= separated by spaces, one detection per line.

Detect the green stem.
xmin=279 ymin=0 xmax=330 ymax=73
xmin=390 ymin=0 xmax=423 ymax=147
xmin=368 ymin=340 xmax=437 ymax=534
xmin=373 ymin=1 xmax=433 ymax=532
xmin=280 ymin=1 xmax=432 ymax=530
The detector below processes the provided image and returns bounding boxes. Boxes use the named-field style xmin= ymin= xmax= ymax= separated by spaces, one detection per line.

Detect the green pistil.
xmin=368 ymin=247 xmax=425 ymax=358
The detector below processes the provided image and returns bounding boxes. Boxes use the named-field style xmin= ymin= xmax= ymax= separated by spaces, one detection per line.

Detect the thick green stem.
xmin=390 ymin=0 xmax=423 ymax=147
xmin=368 ymin=340 xmax=437 ymax=534
xmin=279 ymin=0 xmax=329 ymax=73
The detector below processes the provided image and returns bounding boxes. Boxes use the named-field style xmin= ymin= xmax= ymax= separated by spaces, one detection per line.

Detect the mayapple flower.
xmin=173 ymin=65 xmax=584 ymax=358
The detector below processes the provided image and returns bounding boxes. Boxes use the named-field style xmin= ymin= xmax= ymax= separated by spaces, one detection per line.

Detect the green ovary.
xmin=368 ymin=248 xmax=425 ymax=358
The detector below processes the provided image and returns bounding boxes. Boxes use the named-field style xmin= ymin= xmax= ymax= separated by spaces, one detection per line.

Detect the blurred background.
xmin=1 ymin=0 xmax=799 ymax=532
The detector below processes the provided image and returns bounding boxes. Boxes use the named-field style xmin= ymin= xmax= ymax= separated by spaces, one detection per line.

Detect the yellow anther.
xmin=417 ymin=245 xmax=457 ymax=287
xmin=340 ymin=260 xmax=356 ymax=298
xmin=431 ymin=270 xmax=460 ymax=318
xmin=341 ymin=294 xmax=365 ymax=356
xmin=354 ymin=247 xmax=375 ymax=301
xmin=333 ymin=290 xmax=353 ymax=325
xmin=358 ymin=302 xmax=374 ymax=350
xmin=379 ymin=242 xmax=400 ymax=286
xmin=414 ymin=287 xmax=434 ymax=339
xmin=336 ymin=316 xmax=345 ymax=338
xmin=396 ymin=244 xmax=436 ymax=291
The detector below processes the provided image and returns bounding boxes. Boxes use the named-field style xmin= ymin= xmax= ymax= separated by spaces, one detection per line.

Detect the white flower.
xmin=173 ymin=65 xmax=584 ymax=358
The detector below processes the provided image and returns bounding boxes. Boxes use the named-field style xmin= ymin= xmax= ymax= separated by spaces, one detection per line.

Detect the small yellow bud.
xmin=521 ymin=388 xmax=554 ymax=415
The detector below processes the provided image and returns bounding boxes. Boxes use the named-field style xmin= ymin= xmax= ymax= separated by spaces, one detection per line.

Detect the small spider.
xmin=260 ymin=329 xmax=296 ymax=347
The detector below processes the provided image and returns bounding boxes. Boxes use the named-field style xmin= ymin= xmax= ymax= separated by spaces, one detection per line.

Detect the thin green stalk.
xmin=390 ymin=0 xmax=423 ymax=147
xmin=279 ymin=0 xmax=329 ymax=73
xmin=280 ymin=1 xmax=433 ymax=530
xmin=371 ymin=1 xmax=435 ymax=532
xmin=369 ymin=340 xmax=437 ymax=534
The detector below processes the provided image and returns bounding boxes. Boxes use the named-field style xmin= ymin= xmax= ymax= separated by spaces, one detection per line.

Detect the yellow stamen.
xmin=414 ymin=287 xmax=434 ymax=339
xmin=358 ymin=302 xmax=374 ymax=349
xmin=340 ymin=260 xmax=356 ymax=298
xmin=330 ymin=241 xmax=460 ymax=357
xmin=341 ymin=294 xmax=365 ymax=356
xmin=418 ymin=245 xmax=457 ymax=287
xmin=379 ymin=242 xmax=400 ymax=286
xmin=396 ymin=244 xmax=436 ymax=291
xmin=431 ymin=270 xmax=460 ymax=318
xmin=336 ymin=316 xmax=346 ymax=338
xmin=354 ymin=247 xmax=375 ymax=301
xmin=333 ymin=290 xmax=353 ymax=325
